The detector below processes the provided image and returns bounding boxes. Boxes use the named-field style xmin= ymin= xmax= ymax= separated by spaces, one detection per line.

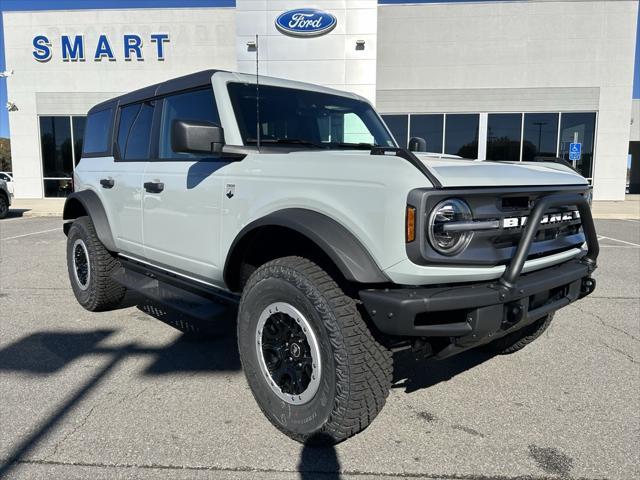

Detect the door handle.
xmin=144 ymin=181 xmax=164 ymax=193
xmin=100 ymin=178 xmax=114 ymax=189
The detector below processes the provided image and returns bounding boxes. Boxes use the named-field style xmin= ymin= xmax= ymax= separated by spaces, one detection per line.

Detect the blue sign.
xmin=275 ymin=9 xmax=337 ymax=37
xmin=33 ymin=33 xmax=169 ymax=62
xmin=569 ymin=143 xmax=582 ymax=161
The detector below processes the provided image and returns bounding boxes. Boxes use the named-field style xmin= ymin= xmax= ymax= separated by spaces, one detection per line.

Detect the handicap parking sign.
xmin=569 ymin=143 xmax=581 ymax=161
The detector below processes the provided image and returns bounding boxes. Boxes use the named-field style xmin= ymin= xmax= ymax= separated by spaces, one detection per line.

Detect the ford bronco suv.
xmin=63 ymin=70 xmax=598 ymax=444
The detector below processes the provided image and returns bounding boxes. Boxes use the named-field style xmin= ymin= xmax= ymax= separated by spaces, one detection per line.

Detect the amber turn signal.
xmin=406 ymin=206 xmax=416 ymax=243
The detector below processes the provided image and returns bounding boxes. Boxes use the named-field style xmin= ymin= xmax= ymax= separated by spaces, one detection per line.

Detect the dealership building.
xmin=1 ymin=0 xmax=638 ymax=200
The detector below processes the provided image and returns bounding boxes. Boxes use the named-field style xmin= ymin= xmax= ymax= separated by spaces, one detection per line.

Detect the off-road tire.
xmin=237 ymin=256 xmax=393 ymax=445
xmin=0 ymin=194 xmax=8 ymax=219
xmin=66 ymin=216 xmax=126 ymax=311
xmin=483 ymin=313 xmax=554 ymax=354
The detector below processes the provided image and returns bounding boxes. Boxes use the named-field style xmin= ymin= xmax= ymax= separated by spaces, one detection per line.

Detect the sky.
xmin=0 ymin=0 xmax=639 ymax=138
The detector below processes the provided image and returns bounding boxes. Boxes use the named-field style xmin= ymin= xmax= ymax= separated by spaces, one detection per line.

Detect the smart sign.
xmin=275 ymin=9 xmax=337 ymax=37
xmin=32 ymin=33 xmax=170 ymax=62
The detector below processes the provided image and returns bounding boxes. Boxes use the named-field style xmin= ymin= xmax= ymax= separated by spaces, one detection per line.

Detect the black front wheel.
xmin=237 ymin=256 xmax=393 ymax=445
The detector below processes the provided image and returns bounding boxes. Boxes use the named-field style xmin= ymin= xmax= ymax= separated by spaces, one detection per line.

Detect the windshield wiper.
xmin=246 ymin=138 xmax=324 ymax=148
xmin=333 ymin=142 xmax=378 ymax=150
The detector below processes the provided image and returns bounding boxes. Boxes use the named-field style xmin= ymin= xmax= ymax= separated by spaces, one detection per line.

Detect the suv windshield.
xmin=227 ymin=82 xmax=396 ymax=149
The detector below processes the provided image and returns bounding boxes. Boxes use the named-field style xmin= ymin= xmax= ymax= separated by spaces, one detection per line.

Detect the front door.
xmin=141 ymin=88 xmax=226 ymax=285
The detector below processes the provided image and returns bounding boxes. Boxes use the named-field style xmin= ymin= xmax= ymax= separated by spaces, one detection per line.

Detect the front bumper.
xmin=359 ymin=193 xmax=599 ymax=357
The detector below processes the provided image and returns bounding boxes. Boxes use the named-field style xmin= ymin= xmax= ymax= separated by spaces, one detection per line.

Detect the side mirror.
xmin=171 ymin=119 xmax=224 ymax=154
xmin=408 ymin=136 xmax=427 ymax=152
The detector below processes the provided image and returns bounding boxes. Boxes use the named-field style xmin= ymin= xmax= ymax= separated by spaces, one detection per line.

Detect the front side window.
xmin=116 ymin=102 xmax=154 ymax=160
xmin=228 ymin=83 xmax=395 ymax=149
xmin=159 ymin=89 xmax=220 ymax=159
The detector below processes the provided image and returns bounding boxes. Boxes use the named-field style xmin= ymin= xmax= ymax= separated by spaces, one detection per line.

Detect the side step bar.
xmin=111 ymin=258 xmax=239 ymax=325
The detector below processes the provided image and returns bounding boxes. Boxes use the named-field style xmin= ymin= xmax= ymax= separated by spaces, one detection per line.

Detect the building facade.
xmin=2 ymin=0 xmax=638 ymax=200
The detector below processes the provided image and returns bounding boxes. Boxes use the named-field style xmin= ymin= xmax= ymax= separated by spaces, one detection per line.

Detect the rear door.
xmin=141 ymin=88 xmax=226 ymax=284
xmin=106 ymin=100 xmax=156 ymax=257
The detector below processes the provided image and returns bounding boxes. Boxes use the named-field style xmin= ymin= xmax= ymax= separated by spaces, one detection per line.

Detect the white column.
xmin=477 ymin=113 xmax=488 ymax=160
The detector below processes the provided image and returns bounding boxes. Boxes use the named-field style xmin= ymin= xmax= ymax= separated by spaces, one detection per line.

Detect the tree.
xmin=0 ymin=138 xmax=11 ymax=172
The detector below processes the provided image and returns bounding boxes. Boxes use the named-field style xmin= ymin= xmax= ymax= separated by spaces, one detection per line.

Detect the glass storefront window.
xmin=381 ymin=114 xmax=408 ymax=148
xmin=40 ymin=115 xmax=86 ymax=197
xmin=72 ymin=116 xmax=86 ymax=166
xmin=43 ymin=179 xmax=73 ymax=198
xmin=40 ymin=116 xmax=73 ymax=178
xmin=487 ymin=113 xmax=522 ymax=161
xmin=559 ymin=112 xmax=596 ymax=179
xmin=409 ymin=114 xmax=443 ymax=153
xmin=523 ymin=113 xmax=559 ymax=161
xmin=445 ymin=114 xmax=479 ymax=158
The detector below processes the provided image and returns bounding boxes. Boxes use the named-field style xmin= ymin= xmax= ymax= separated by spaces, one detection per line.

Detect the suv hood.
xmin=416 ymin=155 xmax=587 ymax=188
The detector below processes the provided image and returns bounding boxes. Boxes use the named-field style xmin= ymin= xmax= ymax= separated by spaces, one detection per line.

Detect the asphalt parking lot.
xmin=0 ymin=216 xmax=638 ymax=480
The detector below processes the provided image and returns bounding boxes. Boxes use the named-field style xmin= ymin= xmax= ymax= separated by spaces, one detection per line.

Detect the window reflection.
xmin=409 ymin=114 xmax=443 ymax=153
xmin=381 ymin=115 xmax=408 ymax=148
xmin=72 ymin=116 xmax=86 ymax=166
xmin=487 ymin=113 xmax=522 ymax=161
xmin=40 ymin=116 xmax=73 ymax=178
xmin=445 ymin=114 xmax=478 ymax=158
xmin=40 ymin=115 xmax=86 ymax=197
xmin=523 ymin=113 xmax=559 ymax=161
xmin=559 ymin=112 xmax=596 ymax=178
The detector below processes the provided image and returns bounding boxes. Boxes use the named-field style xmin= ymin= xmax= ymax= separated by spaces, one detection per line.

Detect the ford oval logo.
xmin=275 ymin=9 xmax=337 ymax=38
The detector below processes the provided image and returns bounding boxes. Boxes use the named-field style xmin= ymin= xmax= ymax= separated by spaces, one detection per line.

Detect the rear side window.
xmin=159 ymin=89 xmax=220 ymax=159
xmin=116 ymin=101 xmax=154 ymax=161
xmin=82 ymin=108 xmax=112 ymax=155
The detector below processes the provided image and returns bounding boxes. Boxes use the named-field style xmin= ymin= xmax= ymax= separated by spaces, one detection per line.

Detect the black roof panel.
xmin=88 ymin=69 xmax=224 ymax=113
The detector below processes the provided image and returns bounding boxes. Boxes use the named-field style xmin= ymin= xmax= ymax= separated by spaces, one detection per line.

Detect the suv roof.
xmin=89 ymin=69 xmax=227 ymax=114
xmin=89 ymin=69 xmax=368 ymax=115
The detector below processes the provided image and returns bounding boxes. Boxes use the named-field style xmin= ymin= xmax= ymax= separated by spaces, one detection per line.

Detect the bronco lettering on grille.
xmin=502 ymin=210 xmax=580 ymax=229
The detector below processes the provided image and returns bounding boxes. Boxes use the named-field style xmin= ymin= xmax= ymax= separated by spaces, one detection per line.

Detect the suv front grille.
xmin=406 ymin=185 xmax=590 ymax=267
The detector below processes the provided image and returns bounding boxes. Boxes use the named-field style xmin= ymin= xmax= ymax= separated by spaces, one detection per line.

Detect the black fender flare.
xmin=63 ymin=190 xmax=117 ymax=252
xmin=224 ymin=208 xmax=389 ymax=285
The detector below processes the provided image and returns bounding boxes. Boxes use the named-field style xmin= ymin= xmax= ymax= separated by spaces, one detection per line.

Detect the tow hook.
xmin=580 ymin=277 xmax=596 ymax=297
xmin=502 ymin=301 xmax=525 ymax=328
xmin=411 ymin=338 xmax=433 ymax=359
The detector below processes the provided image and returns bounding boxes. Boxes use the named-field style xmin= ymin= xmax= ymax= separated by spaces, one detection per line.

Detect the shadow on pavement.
xmin=3 ymin=208 xmax=31 ymax=219
xmin=392 ymin=347 xmax=495 ymax=393
xmin=0 ymin=306 xmax=493 ymax=478
xmin=299 ymin=440 xmax=341 ymax=480
xmin=0 ymin=313 xmax=241 ymax=477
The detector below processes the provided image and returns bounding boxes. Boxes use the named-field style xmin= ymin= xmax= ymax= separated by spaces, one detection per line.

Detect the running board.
xmin=111 ymin=260 xmax=238 ymax=324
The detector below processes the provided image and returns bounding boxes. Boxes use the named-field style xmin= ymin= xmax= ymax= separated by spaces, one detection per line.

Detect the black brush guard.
xmin=359 ymin=193 xmax=599 ymax=358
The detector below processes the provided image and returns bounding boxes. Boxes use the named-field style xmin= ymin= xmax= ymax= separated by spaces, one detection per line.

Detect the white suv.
xmin=64 ymin=70 xmax=599 ymax=444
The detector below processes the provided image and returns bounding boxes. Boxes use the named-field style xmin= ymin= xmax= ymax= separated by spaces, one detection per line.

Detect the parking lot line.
xmin=598 ymin=235 xmax=640 ymax=248
xmin=1 ymin=228 xmax=60 ymax=241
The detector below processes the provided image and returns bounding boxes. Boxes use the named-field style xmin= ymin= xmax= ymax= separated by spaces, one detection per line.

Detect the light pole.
xmin=532 ymin=121 xmax=547 ymax=152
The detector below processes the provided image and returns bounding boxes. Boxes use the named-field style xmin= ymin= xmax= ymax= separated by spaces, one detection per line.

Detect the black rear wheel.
xmin=66 ymin=216 xmax=126 ymax=311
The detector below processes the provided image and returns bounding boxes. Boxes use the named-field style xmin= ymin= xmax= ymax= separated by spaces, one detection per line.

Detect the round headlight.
xmin=427 ymin=198 xmax=473 ymax=256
